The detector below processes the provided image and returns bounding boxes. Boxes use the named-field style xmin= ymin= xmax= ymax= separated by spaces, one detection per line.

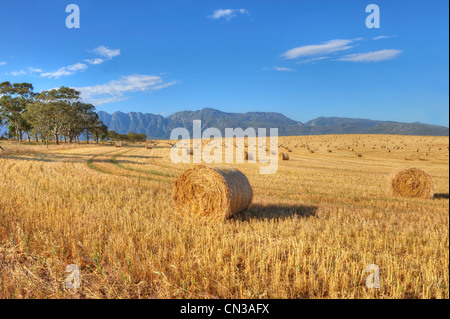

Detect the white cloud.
xmin=84 ymin=58 xmax=105 ymax=65
xmin=7 ymin=45 xmax=119 ymax=79
xmin=373 ymin=35 xmax=396 ymax=40
xmin=274 ymin=67 xmax=293 ymax=72
xmin=281 ymin=39 xmax=360 ymax=59
xmin=28 ymin=67 xmax=42 ymax=73
xmin=264 ymin=66 xmax=294 ymax=72
xmin=11 ymin=70 xmax=27 ymax=76
xmin=208 ymin=9 xmax=249 ymax=21
xmin=9 ymin=67 xmax=42 ymax=76
xmin=338 ymin=49 xmax=402 ymax=62
xmin=93 ymin=45 xmax=120 ymax=59
xmin=41 ymin=63 xmax=88 ymax=79
xmin=298 ymin=56 xmax=330 ymax=64
xmin=74 ymin=74 xmax=177 ymax=105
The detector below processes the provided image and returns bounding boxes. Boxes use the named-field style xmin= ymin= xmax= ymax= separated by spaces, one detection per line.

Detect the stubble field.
xmin=0 ymin=134 xmax=448 ymax=299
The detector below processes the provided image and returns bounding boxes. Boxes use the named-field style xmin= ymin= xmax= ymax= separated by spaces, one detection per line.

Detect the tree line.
xmin=0 ymin=81 xmax=149 ymax=146
xmin=0 ymin=81 xmax=110 ymax=145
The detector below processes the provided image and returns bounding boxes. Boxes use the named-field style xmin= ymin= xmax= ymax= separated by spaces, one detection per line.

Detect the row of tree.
xmin=108 ymin=131 xmax=147 ymax=143
xmin=0 ymin=82 xmax=109 ymax=145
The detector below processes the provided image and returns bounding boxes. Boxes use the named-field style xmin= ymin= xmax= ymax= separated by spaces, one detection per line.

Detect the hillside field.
xmin=0 ymin=134 xmax=448 ymax=299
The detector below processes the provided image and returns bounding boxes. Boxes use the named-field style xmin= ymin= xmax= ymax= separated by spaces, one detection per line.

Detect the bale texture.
xmin=387 ymin=167 xmax=434 ymax=199
xmin=173 ymin=165 xmax=253 ymax=219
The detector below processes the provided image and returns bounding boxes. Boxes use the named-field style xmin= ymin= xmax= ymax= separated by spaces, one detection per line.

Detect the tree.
xmin=0 ymin=82 xmax=35 ymax=142
xmin=108 ymin=130 xmax=121 ymax=142
xmin=5 ymin=82 xmax=108 ymax=146
xmin=24 ymin=101 xmax=54 ymax=146
xmin=92 ymin=123 xmax=109 ymax=143
xmin=34 ymin=87 xmax=82 ymax=145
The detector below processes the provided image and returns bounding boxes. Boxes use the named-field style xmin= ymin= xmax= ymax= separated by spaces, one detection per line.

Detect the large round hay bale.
xmin=173 ymin=166 xmax=253 ymax=220
xmin=279 ymin=152 xmax=289 ymax=160
xmin=387 ymin=167 xmax=434 ymax=199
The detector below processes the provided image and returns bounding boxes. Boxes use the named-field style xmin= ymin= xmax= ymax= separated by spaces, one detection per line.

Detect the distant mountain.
xmin=94 ymin=108 xmax=449 ymax=139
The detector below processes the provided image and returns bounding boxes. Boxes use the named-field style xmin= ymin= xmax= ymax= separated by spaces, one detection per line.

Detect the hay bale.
xmin=244 ymin=151 xmax=253 ymax=161
xmin=279 ymin=152 xmax=289 ymax=160
xmin=355 ymin=152 xmax=362 ymax=157
xmin=387 ymin=168 xmax=434 ymax=199
xmin=173 ymin=166 xmax=253 ymax=220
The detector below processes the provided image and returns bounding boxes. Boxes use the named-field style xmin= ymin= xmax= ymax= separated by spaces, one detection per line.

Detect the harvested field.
xmin=0 ymin=134 xmax=448 ymax=299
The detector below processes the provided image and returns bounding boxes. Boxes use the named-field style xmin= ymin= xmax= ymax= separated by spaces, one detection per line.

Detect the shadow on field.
xmin=232 ymin=203 xmax=318 ymax=221
xmin=434 ymin=193 xmax=449 ymax=199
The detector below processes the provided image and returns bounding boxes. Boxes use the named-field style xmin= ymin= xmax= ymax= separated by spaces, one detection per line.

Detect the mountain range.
xmin=97 ymin=108 xmax=449 ymax=139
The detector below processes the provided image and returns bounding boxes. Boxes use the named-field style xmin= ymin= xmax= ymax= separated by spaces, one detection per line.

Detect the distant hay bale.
xmin=146 ymin=144 xmax=152 ymax=149
xmin=387 ymin=167 xmax=434 ymax=199
xmin=279 ymin=152 xmax=289 ymax=160
xmin=355 ymin=152 xmax=362 ymax=157
xmin=327 ymin=149 xmax=332 ymax=153
xmin=244 ymin=151 xmax=253 ymax=161
xmin=173 ymin=165 xmax=253 ymax=220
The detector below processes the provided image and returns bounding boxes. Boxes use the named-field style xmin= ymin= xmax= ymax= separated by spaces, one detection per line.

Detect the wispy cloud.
xmin=373 ymin=35 xmax=396 ymax=40
xmin=297 ymin=56 xmax=330 ymax=64
xmin=39 ymin=45 xmax=119 ymax=79
xmin=9 ymin=67 xmax=43 ymax=76
xmin=28 ymin=67 xmax=43 ymax=73
xmin=41 ymin=63 xmax=88 ymax=79
xmin=281 ymin=39 xmax=360 ymax=59
xmin=93 ymin=45 xmax=120 ymax=59
xmin=11 ymin=70 xmax=27 ymax=76
xmin=338 ymin=49 xmax=402 ymax=62
xmin=0 ymin=62 xmax=6 ymax=66
xmin=264 ymin=66 xmax=294 ymax=72
xmin=208 ymin=9 xmax=249 ymax=21
xmin=84 ymin=58 xmax=105 ymax=65
xmin=74 ymin=74 xmax=177 ymax=105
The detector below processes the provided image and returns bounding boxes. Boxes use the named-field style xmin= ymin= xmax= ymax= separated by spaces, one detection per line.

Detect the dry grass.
xmin=0 ymin=134 xmax=448 ymax=299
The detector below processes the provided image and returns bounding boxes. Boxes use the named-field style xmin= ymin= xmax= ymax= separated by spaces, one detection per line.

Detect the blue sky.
xmin=0 ymin=0 xmax=448 ymax=126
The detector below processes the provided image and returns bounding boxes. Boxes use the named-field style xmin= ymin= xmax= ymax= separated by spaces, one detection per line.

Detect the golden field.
xmin=0 ymin=134 xmax=448 ymax=299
